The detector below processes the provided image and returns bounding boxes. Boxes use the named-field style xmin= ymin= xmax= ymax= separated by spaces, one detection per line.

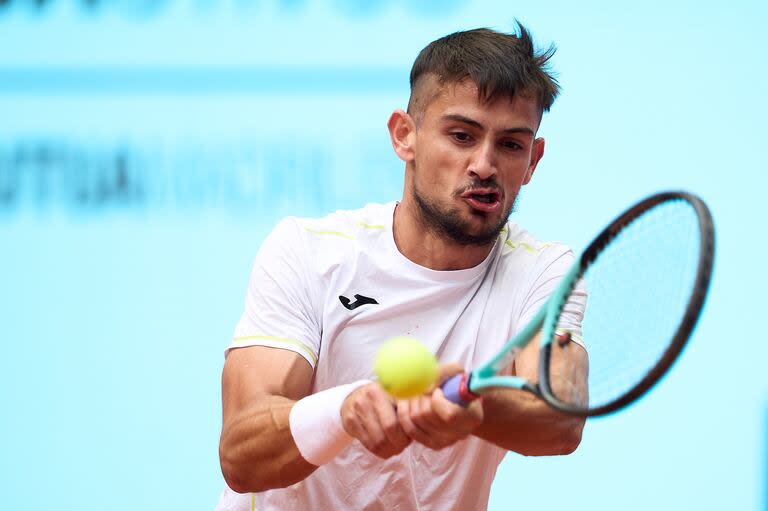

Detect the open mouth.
xmin=472 ymin=193 xmax=497 ymax=203
xmin=461 ymin=189 xmax=502 ymax=212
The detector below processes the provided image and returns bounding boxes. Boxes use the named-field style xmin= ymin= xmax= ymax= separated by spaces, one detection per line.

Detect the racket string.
xmin=550 ymin=199 xmax=702 ymax=410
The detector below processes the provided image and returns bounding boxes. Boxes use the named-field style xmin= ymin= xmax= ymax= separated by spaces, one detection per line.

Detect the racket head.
xmin=538 ymin=191 xmax=715 ymax=417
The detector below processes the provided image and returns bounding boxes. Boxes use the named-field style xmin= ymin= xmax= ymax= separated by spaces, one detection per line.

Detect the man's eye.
xmin=501 ymin=140 xmax=522 ymax=150
xmin=452 ymin=132 xmax=471 ymax=142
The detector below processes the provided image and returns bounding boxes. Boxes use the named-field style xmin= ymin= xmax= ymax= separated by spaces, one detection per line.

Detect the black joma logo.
xmin=339 ymin=294 xmax=379 ymax=310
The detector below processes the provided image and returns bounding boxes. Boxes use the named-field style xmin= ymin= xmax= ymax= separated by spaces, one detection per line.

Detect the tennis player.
xmin=216 ymin=22 xmax=588 ymax=511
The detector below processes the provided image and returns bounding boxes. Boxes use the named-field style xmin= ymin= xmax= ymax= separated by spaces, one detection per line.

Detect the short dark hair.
xmin=408 ymin=22 xmax=559 ymax=119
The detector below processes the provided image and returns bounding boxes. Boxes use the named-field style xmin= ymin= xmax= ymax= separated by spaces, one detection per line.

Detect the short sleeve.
xmin=517 ymin=247 xmax=587 ymax=347
xmin=226 ymin=218 xmax=321 ymax=368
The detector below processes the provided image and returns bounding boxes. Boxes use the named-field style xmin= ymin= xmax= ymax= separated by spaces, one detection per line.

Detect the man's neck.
xmin=392 ymin=200 xmax=496 ymax=271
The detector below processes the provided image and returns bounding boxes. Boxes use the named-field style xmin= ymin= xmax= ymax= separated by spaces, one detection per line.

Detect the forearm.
xmin=474 ymin=389 xmax=585 ymax=456
xmin=219 ymin=394 xmax=317 ymax=493
xmin=473 ymin=333 xmax=589 ymax=455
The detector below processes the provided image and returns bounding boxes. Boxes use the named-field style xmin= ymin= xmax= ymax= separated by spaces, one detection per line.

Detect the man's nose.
xmin=467 ymin=141 xmax=497 ymax=180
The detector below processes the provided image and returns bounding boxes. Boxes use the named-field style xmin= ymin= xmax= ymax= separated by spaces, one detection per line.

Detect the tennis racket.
xmin=442 ymin=191 xmax=715 ymax=416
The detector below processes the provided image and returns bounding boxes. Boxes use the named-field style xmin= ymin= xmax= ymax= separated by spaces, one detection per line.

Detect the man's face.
xmin=408 ymin=79 xmax=544 ymax=246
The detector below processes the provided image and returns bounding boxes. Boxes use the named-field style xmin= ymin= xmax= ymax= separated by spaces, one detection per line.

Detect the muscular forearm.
xmin=474 ymin=389 xmax=585 ymax=456
xmin=219 ymin=394 xmax=317 ymax=493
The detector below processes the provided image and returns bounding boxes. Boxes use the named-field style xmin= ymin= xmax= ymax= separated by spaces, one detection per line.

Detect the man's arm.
xmin=220 ymin=345 xmax=416 ymax=493
xmin=473 ymin=332 xmax=588 ymax=456
xmin=219 ymin=346 xmax=316 ymax=493
xmin=394 ymin=334 xmax=587 ymax=456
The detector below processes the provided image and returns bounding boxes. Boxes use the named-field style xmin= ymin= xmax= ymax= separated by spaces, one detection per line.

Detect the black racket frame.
xmin=537 ymin=191 xmax=715 ymax=417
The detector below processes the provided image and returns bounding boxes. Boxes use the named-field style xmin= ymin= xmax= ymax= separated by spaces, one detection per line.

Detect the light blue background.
xmin=1 ymin=1 xmax=766 ymax=509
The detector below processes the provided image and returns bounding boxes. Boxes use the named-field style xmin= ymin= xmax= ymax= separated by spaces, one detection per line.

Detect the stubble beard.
xmin=412 ymin=182 xmax=518 ymax=247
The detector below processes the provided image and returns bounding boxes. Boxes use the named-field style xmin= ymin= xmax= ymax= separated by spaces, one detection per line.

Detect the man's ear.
xmin=524 ymin=137 xmax=545 ymax=185
xmin=388 ymin=109 xmax=417 ymax=162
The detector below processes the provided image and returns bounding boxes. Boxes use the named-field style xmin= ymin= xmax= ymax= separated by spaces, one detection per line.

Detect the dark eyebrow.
xmin=441 ymin=114 xmax=535 ymax=136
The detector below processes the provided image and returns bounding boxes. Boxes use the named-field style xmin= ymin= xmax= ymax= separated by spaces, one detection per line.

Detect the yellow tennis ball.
xmin=374 ymin=336 xmax=438 ymax=398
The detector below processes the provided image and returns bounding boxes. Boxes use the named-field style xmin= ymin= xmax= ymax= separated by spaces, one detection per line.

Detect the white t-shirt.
xmin=217 ymin=201 xmax=584 ymax=511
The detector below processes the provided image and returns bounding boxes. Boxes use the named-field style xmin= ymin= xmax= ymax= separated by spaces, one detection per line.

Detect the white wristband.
xmin=289 ymin=380 xmax=371 ymax=466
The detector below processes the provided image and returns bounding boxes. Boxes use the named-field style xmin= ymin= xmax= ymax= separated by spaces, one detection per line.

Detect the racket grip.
xmin=441 ymin=372 xmax=478 ymax=407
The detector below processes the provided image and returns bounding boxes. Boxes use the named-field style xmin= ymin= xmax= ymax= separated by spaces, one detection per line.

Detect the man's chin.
xmin=413 ymin=189 xmax=512 ymax=246
xmin=449 ymin=218 xmax=506 ymax=246
xmin=465 ymin=211 xmax=505 ymax=231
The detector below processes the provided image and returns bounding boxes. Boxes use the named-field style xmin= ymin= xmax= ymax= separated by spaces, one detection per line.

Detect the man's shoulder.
xmin=264 ymin=203 xmax=394 ymax=266
xmin=498 ymin=222 xmax=573 ymax=265
xmin=281 ymin=202 xmax=395 ymax=245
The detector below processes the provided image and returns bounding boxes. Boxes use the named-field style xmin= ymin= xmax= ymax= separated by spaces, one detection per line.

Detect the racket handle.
xmin=441 ymin=372 xmax=479 ymax=407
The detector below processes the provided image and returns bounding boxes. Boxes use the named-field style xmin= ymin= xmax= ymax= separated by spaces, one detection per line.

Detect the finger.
xmin=348 ymin=389 xmax=385 ymax=449
xmin=431 ymin=388 xmax=483 ymax=431
xmin=340 ymin=386 xmax=369 ymax=438
xmin=436 ymin=363 xmax=466 ymax=386
xmin=431 ymin=388 xmax=463 ymax=424
xmin=408 ymin=394 xmax=460 ymax=449
xmin=370 ymin=389 xmax=411 ymax=454
xmin=411 ymin=394 xmax=444 ymax=431
xmin=360 ymin=386 xmax=411 ymax=458
xmin=397 ymin=398 xmax=440 ymax=449
xmin=344 ymin=385 xmax=400 ymax=458
xmin=405 ymin=390 xmax=482 ymax=450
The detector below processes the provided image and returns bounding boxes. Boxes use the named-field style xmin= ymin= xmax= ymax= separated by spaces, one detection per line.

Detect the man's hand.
xmin=396 ymin=364 xmax=484 ymax=450
xmin=341 ymin=382 xmax=412 ymax=459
